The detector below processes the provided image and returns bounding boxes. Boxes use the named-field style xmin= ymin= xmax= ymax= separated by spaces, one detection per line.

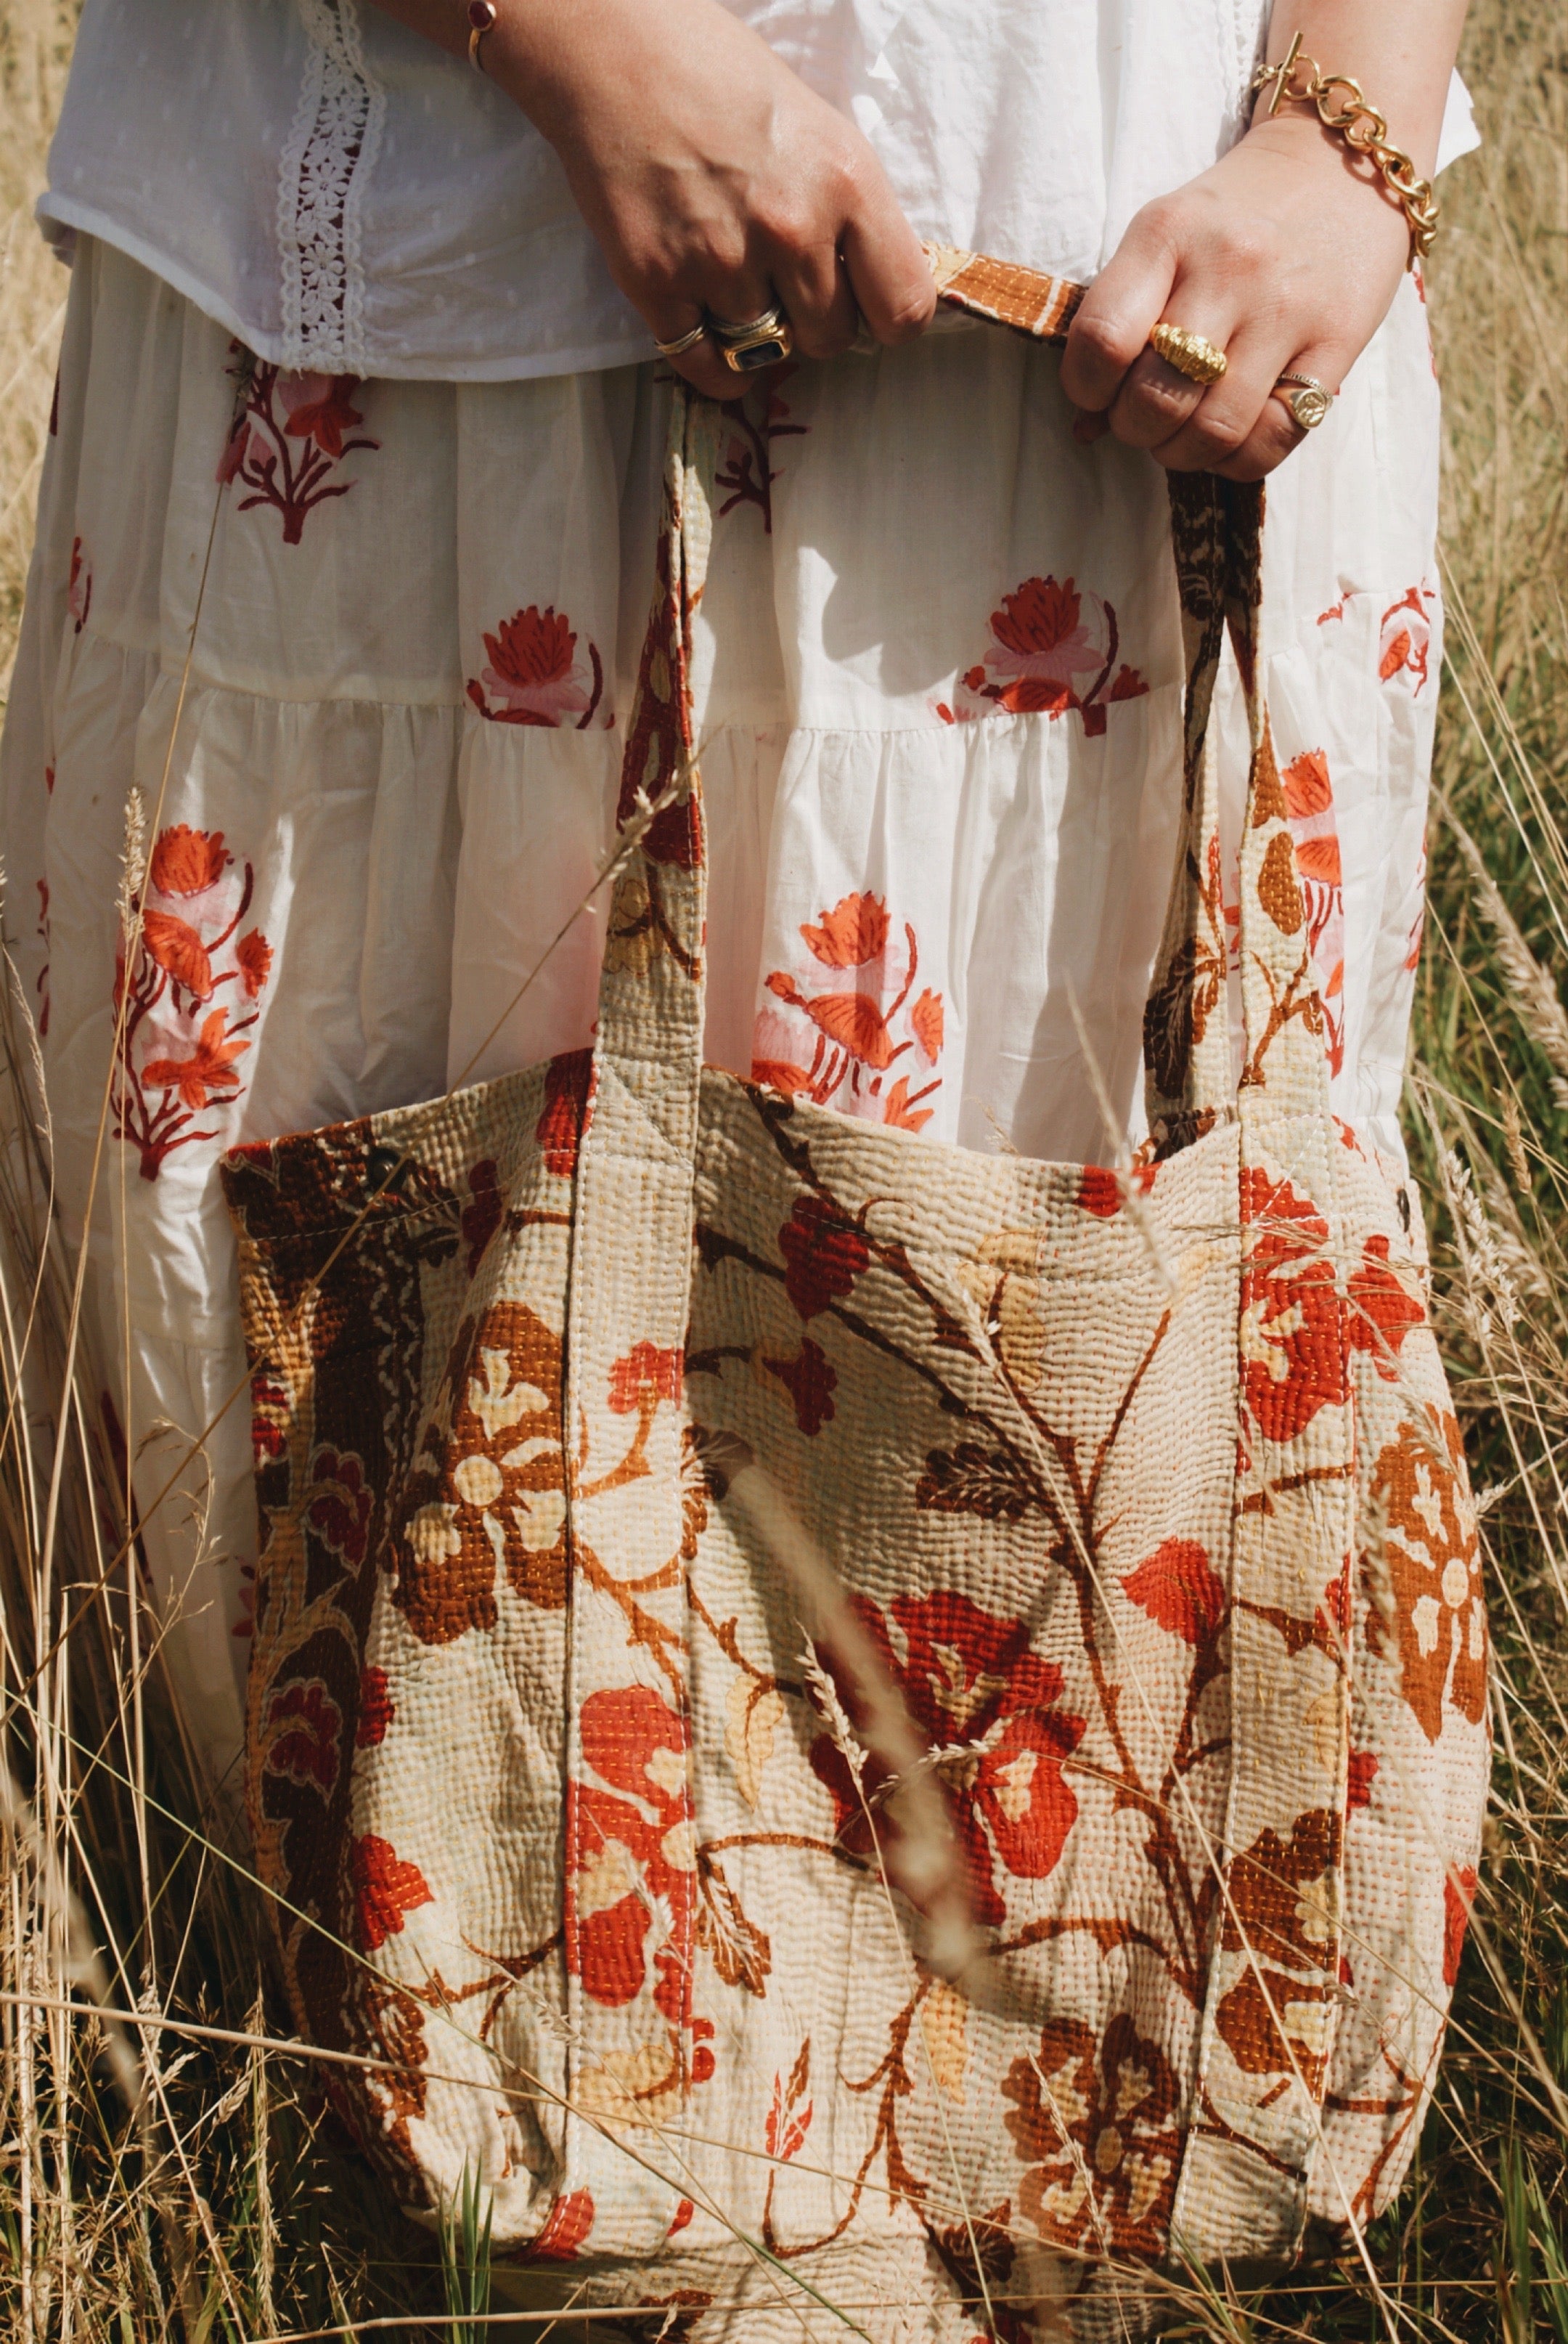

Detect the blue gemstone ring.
xmin=707 ymin=304 xmax=794 ymax=373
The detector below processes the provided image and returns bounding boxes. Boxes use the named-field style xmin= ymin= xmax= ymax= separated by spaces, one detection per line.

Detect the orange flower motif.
xmin=236 ymin=929 xmax=273 ymax=998
xmin=350 ymin=1832 xmax=433 ymax=1953
xmin=150 ymin=825 xmax=230 ymax=897
xmin=942 ymin=571 xmax=1150 ymax=733
xmin=141 ymin=1007 xmax=250 ymax=1111
xmin=469 ymin=603 xmax=605 ymax=727
xmin=801 ymin=892 xmax=889 ymax=969
xmin=909 ymin=987 xmax=944 ymax=1064
xmin=608 ymin=1342 xmax=683 ymax=1415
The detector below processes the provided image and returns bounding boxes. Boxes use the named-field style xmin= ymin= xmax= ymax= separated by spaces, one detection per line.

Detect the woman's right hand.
xmin=481 ymin=0 xmax=936 ymax=394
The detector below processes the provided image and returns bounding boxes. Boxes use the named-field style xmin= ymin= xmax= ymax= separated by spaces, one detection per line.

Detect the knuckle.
xmin=1186 ymin=405 xmax=1247 ymax=460
xmin=1071 ymin=310 xmax=1141 ymax=378
xmin=878 ymin=285 xmax=936 ymax=342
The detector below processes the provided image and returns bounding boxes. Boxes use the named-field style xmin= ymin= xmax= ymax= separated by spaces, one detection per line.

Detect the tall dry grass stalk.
xmin=0 ymin=0 xmax=1564 ymax=2335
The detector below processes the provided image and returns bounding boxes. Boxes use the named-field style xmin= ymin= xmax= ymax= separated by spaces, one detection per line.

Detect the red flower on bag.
xmin=809 ymin=1589 xmax=1085 ymax=1928
xmin=938 ymin=574 xmax=1149 ymax=735
xmin=467 ymin=603 xmax=606 ymax=728
xmin=566 ymin=1685 xmax=695 ymax=2022
xmin=760 ymin=1337 xmax=838 ymax=1436
xmin=608 ymin=1342 xmax=684 ymax=1415
xmin=264 ymin=1679 xmax=342 ymax=1792
xmin=1346 ymin=1233 xmax=1426 ymax=1371
xmin=1122 ymin=1539 xmax=1227 ymax=1646
xmin=357 ymin=1665 xmax=395 ymax=1748
xmin=527 ymin=2189 xmax=596 ymax=2262
xmin=536 ymin=1046 xmax=596 ymax=1179
xmin=779 ymin=1194 xmax=870 ymax=1319
xmin=1238 ymin=1168 xmax=1347 ymax=1443
xmin=351 ymin=1833 xmax=434 ymax=1952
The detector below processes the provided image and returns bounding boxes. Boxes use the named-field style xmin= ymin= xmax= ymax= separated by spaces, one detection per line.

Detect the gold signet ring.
xmin=1273 ymin=371 xmax=1334 ymax=429
xmin=1148 ymin=322 xmax=1228 ymax=386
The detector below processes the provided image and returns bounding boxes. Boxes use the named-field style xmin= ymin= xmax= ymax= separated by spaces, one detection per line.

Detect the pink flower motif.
xmin=939 ymin=574 xmax=1149 ymax=734
xmin=467 ymin=605 xmax=606 ymax=728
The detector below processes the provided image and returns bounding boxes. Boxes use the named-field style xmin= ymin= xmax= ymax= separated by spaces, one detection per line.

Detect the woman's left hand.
xmin=1059 ymin=110 xmax=1416 ymax=479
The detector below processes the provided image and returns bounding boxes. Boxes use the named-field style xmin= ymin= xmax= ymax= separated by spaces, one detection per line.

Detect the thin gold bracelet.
xmin=1252 ymin=30 xmax=1440 ymax=265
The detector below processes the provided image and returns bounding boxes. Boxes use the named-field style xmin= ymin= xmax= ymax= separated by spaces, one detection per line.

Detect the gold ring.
xmin=1273 ymin=370 xmax=1334 ymax=429
xmin=653 ymin=321 xmax=709 ymax=361
xmin=706 ymin=304 xmax=794 ymax=373
xmin=1148 ymin=322 xmax=1228 ymax=386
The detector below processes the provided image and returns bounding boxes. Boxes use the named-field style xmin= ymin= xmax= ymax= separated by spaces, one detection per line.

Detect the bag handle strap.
xmin=591 ymin=251 xmax=1331 ymax=1164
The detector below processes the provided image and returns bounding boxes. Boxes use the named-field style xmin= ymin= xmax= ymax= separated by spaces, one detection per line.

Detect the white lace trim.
xmin=277 ymin=0 xmax=385 ymax=374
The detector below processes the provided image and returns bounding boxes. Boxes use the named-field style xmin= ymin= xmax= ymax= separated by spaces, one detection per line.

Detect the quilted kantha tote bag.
xmin=221 ymin=253 xmax=1490 ymax=2338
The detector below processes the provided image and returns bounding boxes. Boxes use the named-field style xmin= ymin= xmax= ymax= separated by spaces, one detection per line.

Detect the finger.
xmin=770 ymin=240 xmax=857 ymax=361
xmin=838 ymin=169 xmax=936 ymax=344
xmin=1151 ymin=327 xmax=1325 ymax=476
xmin=1210 ymin=349 xmax=1345 ymax=482
xmin=1060 ymin=208 xmax=1178 ymax=413
xmin=1103 ymin=314 xmax=1237 ymax=452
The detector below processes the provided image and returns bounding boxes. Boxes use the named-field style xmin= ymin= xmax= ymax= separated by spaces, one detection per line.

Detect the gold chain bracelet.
xmin=1251 ymin=30 xmax=1440 ymax=264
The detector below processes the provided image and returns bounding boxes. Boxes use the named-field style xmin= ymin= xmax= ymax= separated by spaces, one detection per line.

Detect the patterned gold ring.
xmin=1273 ymin=371 xmax=1334 ymax=430
xmin=1148 ymin=322 xmax=1228 ymax=386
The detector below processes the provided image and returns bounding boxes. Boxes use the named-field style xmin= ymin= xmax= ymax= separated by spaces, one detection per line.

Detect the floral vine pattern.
xmin=1281 ymin=749 xmax=1346 ymax=1076
xmin=714 ymin=367 xmax=808 ymax=534
xmin=114 ymin=825 xmax=272 ymax=1179
xmin=217 ymin=356 xmax=379 ymax=544
xmin=751 ymin=892 xmax=944 ymax=1130
xmin=936 ymin=573 xmax=1150 ymax=734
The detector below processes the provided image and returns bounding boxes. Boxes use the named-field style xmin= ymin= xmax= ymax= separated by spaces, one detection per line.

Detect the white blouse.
xmin=39 ymin=0 xmax=1477 ymax=383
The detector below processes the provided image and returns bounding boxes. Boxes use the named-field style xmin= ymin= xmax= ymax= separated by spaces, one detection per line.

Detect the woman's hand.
xmin=465 ymin=0 xmax=936 ymax=397
xmin=1060 ymin=112 xmax=1416 ymax=480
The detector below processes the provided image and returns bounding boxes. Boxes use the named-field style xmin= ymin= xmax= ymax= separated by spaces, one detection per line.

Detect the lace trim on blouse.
xmin=278 ymin=0 xmax=386 ymax=374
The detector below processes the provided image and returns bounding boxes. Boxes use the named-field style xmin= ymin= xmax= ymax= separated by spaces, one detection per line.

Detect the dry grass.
xmin=0 ymin=0 xmax=1564 ymax=2335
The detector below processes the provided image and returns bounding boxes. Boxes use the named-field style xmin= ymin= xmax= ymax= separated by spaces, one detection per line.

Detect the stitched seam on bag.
xmin=278 ymin=0 xmax=386 ymax=373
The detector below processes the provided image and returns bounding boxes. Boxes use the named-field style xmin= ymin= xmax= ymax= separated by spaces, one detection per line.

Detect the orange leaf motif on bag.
xmin=1443 ymin=1865 xmax=1477 ymax=1986
xmin=527 ymin=2189 xmax=595 ymax=2262
xmin=801 ymin=892 xmax=889 ymax=968
xmin=351 ymin=1832 xmax=433 ymax=1952
xmin=1213 ymin=1808 xmax=1339 ymax=2095
xmin=1122 ymin=1539 xmax=1226 ymax=1646
xmin=1365 ymin=1412 xmax=1485 ymax=1743
xmin=765 ymin=2040 xmax=813 ymax=2163
xmin=1257 ymin=831 xmax=1305 ymax=937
